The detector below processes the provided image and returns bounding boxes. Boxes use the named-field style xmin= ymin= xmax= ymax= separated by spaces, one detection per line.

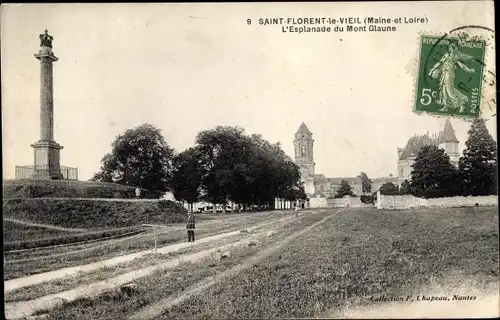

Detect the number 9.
xmin=247 ymin=19 xmax=251 ymax=25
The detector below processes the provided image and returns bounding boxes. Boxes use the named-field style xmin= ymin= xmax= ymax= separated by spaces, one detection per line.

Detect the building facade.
xmin=293 ymin=123 xmax=363 ymax=199
xmin=397 ymin=118 xmax=460 ymax=185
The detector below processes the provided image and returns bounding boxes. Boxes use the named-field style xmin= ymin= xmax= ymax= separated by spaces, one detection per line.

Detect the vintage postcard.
xmin=2 ymin=2 xmax=498 ymax=319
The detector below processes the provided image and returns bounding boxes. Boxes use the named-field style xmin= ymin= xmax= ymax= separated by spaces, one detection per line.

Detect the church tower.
xmin=438 ymin=118 xmax=460 ymax=167
xmin=294 ymin=123 xmax=315 ymax=181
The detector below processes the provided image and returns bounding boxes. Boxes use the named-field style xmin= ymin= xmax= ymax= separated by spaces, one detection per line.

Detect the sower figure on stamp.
xmin=428 ymin=42 xmax=476 ymax=113
xmin=186 ymin=211 xmax=196 ymax=242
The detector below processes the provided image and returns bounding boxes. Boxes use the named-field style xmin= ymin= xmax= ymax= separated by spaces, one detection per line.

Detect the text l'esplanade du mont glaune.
xmin=254 ymin=16 xmax=428 ymax=33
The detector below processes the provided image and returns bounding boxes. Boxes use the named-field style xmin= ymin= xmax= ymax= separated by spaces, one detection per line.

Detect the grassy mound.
xmin=3 ymin=199 xmax=187 ymax=230
xmin=3 ymin=179 xmax=156 ymax=199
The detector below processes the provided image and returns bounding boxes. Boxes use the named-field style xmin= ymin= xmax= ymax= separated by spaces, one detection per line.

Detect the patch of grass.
xmin=157 ymin=206 xmax=499 ymax=319
xmin=31 ymin=212 xmax=331 ymax=319
xmin=3 ymin=220 xmax=75 ymax=243
xmin=4 ymin=224 xmax=148 ymax=251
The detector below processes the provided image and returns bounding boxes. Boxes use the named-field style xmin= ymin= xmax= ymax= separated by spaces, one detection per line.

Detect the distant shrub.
xmin=360 ymin=195 xmax=374 ymax=204
xmin=379 ymin=182 xmax=400 ymax=195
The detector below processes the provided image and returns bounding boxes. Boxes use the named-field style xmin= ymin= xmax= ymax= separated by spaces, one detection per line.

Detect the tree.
xmin=379 ymin=182 xmax=399 ymax=195
xmin=248 ymin=135 xmax=304 ymax=208
xmin=410 ymin=145 xmax=459 ymax=198
xmin=359 ymin=172 xmax=372 ymax=193
xmin=195 ymin=126 xmax=251 ymax=212
xmin=458 ymin=118 xmax=497 ymax=196
xmin=399 ymin=179 xmax=411 ymax=195
xmin=171 ymin=147 xmax=204 ymax=212
xmin=92 ymin=124 xmax=174 ymax=196
xmin=334 ymin=179 xmax=355 ymax=198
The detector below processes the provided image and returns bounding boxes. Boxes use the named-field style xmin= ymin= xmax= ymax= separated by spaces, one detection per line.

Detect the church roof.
xmin=438 ymin=119 xmax=459 ymax=143
xmin=296 ymin=122 xmax=312 ymax=135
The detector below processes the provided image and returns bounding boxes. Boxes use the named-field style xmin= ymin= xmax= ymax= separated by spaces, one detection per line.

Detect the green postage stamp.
xmin=414 ymin=34 xmax=486 ymax=118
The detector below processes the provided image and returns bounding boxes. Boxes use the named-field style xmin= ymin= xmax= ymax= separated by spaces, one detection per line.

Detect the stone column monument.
xmin=30 ymin=30 xmax=64 ymax=179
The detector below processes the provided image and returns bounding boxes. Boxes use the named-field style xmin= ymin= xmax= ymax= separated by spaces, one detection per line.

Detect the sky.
xmin=1 ymin=2 xmax=496 ymax=181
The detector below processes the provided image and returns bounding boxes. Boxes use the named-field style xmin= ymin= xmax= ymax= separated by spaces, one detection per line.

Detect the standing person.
xmin=135 ymin=186 xmax=141 ymax=199
xmin=186 ymin=211 xmax=196 ymax=242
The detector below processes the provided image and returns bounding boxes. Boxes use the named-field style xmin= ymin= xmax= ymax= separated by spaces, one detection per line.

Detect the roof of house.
xmin=296 ymin=122 xmax=312 ymax=135
xmin=313 ymin=175 xmax=362 ymax=185
xmin=327 ymin=177 xmax=362 ymax=184
xmin=399 ymin=134 xmax=438 ymax=160
xmin=399 ymin=119 xmax=459 ymax=160
xmin=372 ymin=176 xmax=398 ymax=183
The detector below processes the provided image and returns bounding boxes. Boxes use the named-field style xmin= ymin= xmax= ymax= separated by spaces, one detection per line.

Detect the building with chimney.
xmin=397 ymin=118 xmax=460 ymax=184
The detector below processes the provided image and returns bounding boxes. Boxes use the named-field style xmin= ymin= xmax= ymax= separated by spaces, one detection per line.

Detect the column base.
xmin=31 ymin=140 xmax=64 ymax=180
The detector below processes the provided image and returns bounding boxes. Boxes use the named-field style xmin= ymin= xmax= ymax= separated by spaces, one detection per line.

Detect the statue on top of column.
xmin=39 ymin=29 xmax=54 ymax=48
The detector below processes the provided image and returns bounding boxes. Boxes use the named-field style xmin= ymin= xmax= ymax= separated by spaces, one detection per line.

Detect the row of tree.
xmin=91 ymin=124 xmax=306 ymax=211
xmin=171 ymin=126 xmax=307 ymax=211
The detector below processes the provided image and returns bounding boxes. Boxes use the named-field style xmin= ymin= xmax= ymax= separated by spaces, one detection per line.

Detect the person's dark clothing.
xmin=186 ymin=214 xmax=195 ymax=242
xmin=187 ymin=230 xmax=195 ymax=242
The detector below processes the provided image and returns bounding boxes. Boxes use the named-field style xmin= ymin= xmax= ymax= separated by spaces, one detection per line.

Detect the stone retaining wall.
xmin=377 ymin=194 xmax=498 ymax=210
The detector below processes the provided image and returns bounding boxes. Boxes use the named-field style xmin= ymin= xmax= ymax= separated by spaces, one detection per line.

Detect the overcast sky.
xmin=2 ymin=2 xmax=496 ymax=181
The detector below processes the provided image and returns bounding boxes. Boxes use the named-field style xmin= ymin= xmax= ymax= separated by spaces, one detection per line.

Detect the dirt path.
xmin=3 ymin=218 xmax=87 ymax=233
xmin=128 ymin=209 xmax=342 ymax=320
xmin=4 ymin=213 xmax=297 ymax=293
